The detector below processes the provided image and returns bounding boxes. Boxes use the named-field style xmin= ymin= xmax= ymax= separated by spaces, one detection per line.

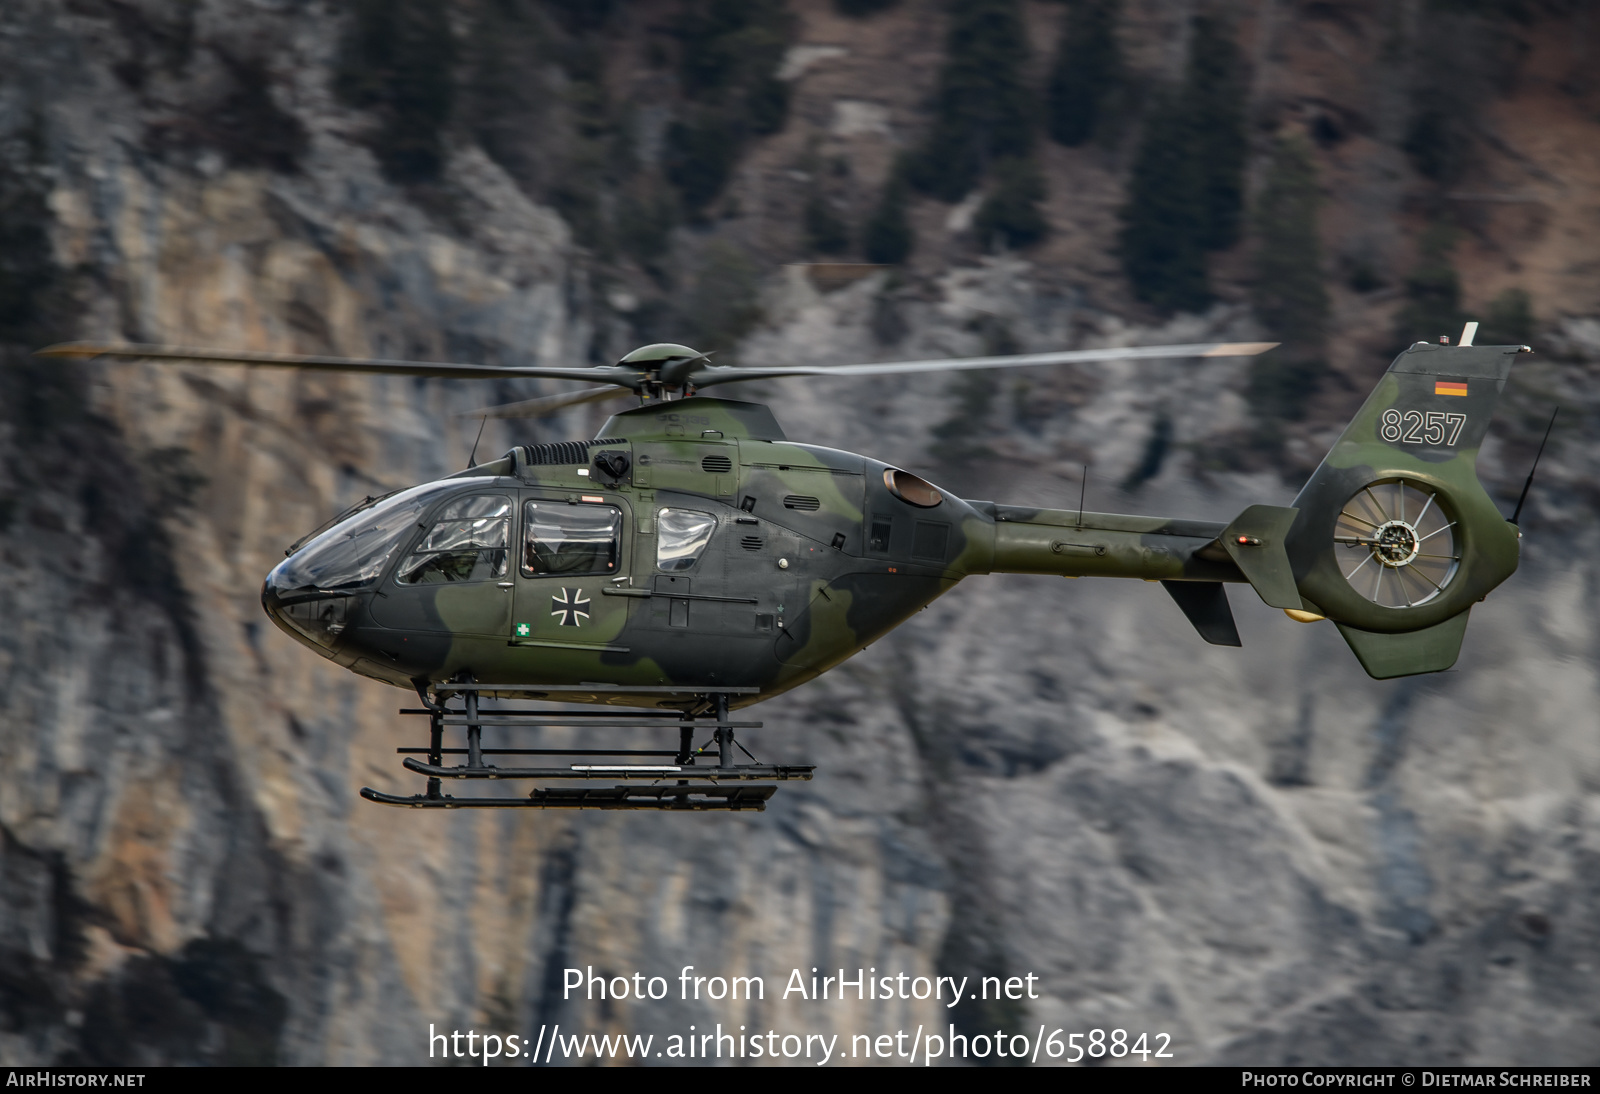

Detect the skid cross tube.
xmin=362 ymin=687 xmax=811 ymax=811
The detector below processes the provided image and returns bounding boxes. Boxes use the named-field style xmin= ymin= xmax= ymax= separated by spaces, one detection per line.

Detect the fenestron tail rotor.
xmin=1333 ymin=479 xmax=1460 ymax=609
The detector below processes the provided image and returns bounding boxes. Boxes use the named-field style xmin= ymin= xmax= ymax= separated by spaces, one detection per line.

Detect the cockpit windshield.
xmin=267 ymin=481 xmax=458 ymax=595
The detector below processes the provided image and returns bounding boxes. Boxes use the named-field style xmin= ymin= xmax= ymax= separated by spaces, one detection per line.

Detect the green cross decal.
xmin=515 ymin=622 xmax=530 ymax=637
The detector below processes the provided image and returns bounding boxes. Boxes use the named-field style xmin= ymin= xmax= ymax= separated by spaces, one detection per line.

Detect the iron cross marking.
xmin=551 ymin=588 xmax=591 ymax=627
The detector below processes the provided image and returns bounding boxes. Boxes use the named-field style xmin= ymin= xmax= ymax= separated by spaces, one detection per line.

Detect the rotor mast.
xmin=621 ymin=342 xmax=710 ymax=403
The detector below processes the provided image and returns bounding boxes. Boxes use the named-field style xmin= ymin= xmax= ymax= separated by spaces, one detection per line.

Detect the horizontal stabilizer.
xmin=1222 ymin=505 xmax=1301 ymax=609
xmin=1162 ymin=581 xmax=1242 ymax=647
xmin=1335 ymin=610 xmax=1471 ymax=679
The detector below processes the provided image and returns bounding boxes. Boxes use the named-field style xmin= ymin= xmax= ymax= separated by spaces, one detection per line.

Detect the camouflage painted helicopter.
xmin=40 ymin=324 xmax=1529 ymax=810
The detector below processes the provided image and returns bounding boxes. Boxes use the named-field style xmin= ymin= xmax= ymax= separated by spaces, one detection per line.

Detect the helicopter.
xmin=38 ymin=323 xmax=1530 ymax=811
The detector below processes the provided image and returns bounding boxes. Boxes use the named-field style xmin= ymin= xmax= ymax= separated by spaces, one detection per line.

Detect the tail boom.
xmin=964 ymin=340 xmax=1525 ymax=678
xmin=979 ymin=504 xmax=1245 ymax=583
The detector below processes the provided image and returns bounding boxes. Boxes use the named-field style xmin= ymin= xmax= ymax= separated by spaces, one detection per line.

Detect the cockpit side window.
xmin=396 ymin=495 xmax=512 ymax=584
xmin=522 ymin=502 xmax=621 ymax=576
xmin=657 ymin=508 xmax=716 ymax=572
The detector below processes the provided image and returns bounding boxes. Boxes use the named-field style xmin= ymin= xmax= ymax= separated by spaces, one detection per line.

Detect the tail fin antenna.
xmin=1509 ymin=407 xmax=1558 ymax=525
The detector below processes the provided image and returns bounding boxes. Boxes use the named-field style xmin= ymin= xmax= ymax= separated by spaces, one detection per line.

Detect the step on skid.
xmin=359 ymin=681 xmax=813 ymax=812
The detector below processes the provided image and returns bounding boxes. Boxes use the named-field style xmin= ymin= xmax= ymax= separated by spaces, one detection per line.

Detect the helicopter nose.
xmin=261 ymin=572 xmax=351 ymax=654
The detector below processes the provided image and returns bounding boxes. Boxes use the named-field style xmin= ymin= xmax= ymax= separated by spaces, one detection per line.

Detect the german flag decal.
xmin=1435 ymin=380 xmax=1469 ymax=397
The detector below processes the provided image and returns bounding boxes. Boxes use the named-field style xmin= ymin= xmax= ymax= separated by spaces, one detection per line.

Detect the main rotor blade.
xmin=458 ymin=386 xmax=635 ymax=420
xmin=688 ymin=341 xmax=1279 ymax=388
xmin=35 ymin=342 xmax=644 ymax=388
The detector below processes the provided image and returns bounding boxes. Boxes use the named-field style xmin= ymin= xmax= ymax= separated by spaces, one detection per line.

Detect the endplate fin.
xmin=1221 ymin=505 xmax=1301 ymax=609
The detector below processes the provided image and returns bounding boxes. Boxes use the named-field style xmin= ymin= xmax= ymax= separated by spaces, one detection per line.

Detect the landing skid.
xmin=359 ymin=681 xmax=813 ymax=812
xmin=359 ymin=784 xmax=782 ymax=810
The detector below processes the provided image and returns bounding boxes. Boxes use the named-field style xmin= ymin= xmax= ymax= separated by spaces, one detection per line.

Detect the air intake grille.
xmin=783 ymin=495 xmax=821 ymax=511
xmin=701 ymin=454 xmax=733 ymax=473
xmin=740 ymin=535 xmax=763 ymax=551
xmin=520 ymin=439 xmax=626 ymax=466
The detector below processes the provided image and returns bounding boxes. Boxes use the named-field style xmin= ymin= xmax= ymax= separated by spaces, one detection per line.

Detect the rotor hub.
xmin=1371 ymin=520 xmax=1420 ymax=567
xmin=1334 ymin=479 xmax=1461 ymax=609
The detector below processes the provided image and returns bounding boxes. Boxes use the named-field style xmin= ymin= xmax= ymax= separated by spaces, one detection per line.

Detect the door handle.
xmin=497 ymin=582 xmax=514 ymax=589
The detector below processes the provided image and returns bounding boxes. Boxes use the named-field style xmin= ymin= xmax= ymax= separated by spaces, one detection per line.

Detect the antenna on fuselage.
xmin=1078 ymin=465 xmax=1089 ymax=530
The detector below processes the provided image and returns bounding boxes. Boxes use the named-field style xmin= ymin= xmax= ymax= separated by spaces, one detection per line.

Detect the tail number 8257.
xmin=1380 ymin=409 xmax=1467 ymax=447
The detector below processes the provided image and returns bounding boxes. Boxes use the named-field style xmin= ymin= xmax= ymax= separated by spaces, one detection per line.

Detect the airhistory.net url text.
xmin=429 ymin=1023 xmax=1175 ymax=1065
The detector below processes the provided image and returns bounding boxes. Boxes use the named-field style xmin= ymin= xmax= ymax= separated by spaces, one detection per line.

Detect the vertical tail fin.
xmin=1282 ymin=340 xmax=1525 ymax=678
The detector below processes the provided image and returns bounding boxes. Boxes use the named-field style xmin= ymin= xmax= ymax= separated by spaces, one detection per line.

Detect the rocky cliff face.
xmin=0 ymin=0 xmax=1597 ymax=1067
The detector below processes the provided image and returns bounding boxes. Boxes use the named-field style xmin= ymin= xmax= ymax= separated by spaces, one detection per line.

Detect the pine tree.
xmin=1118 ymin=92 xmax=1208 ymax=312
xmin=905 ymin=0 xmax=1036 ymax=202
xmin=1117 ymin=16 xmax=1248 ymax=312
xmin=803 ymin=193 xmax=851 ymax=256
xmin=684 ymin=243 xmax=763 ymax=355
xmin=1249 ymin=137 xmax=1329 ymax=420
xmin=665 ymin=0 xmax=793 ymax=215
xmin=863 ymin=163 xmax=914 ymax=264
xmin=1047 ymin=0 xmax=1122 ymax=148
xmin=974 ymin=157 xmax=1048 ymax=251
xmin=1186 ymin=16 xmax=1248 ymax=251
xmin=1395 ymin=225 xmax=1465 ymax=347
xmin=1478 ymin=288 xmax=1534 ymax=346
xmin=0 ymin=164 xmax=57 ymax=344
xmin=336 ymin=0 xmax=456 ymax=184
